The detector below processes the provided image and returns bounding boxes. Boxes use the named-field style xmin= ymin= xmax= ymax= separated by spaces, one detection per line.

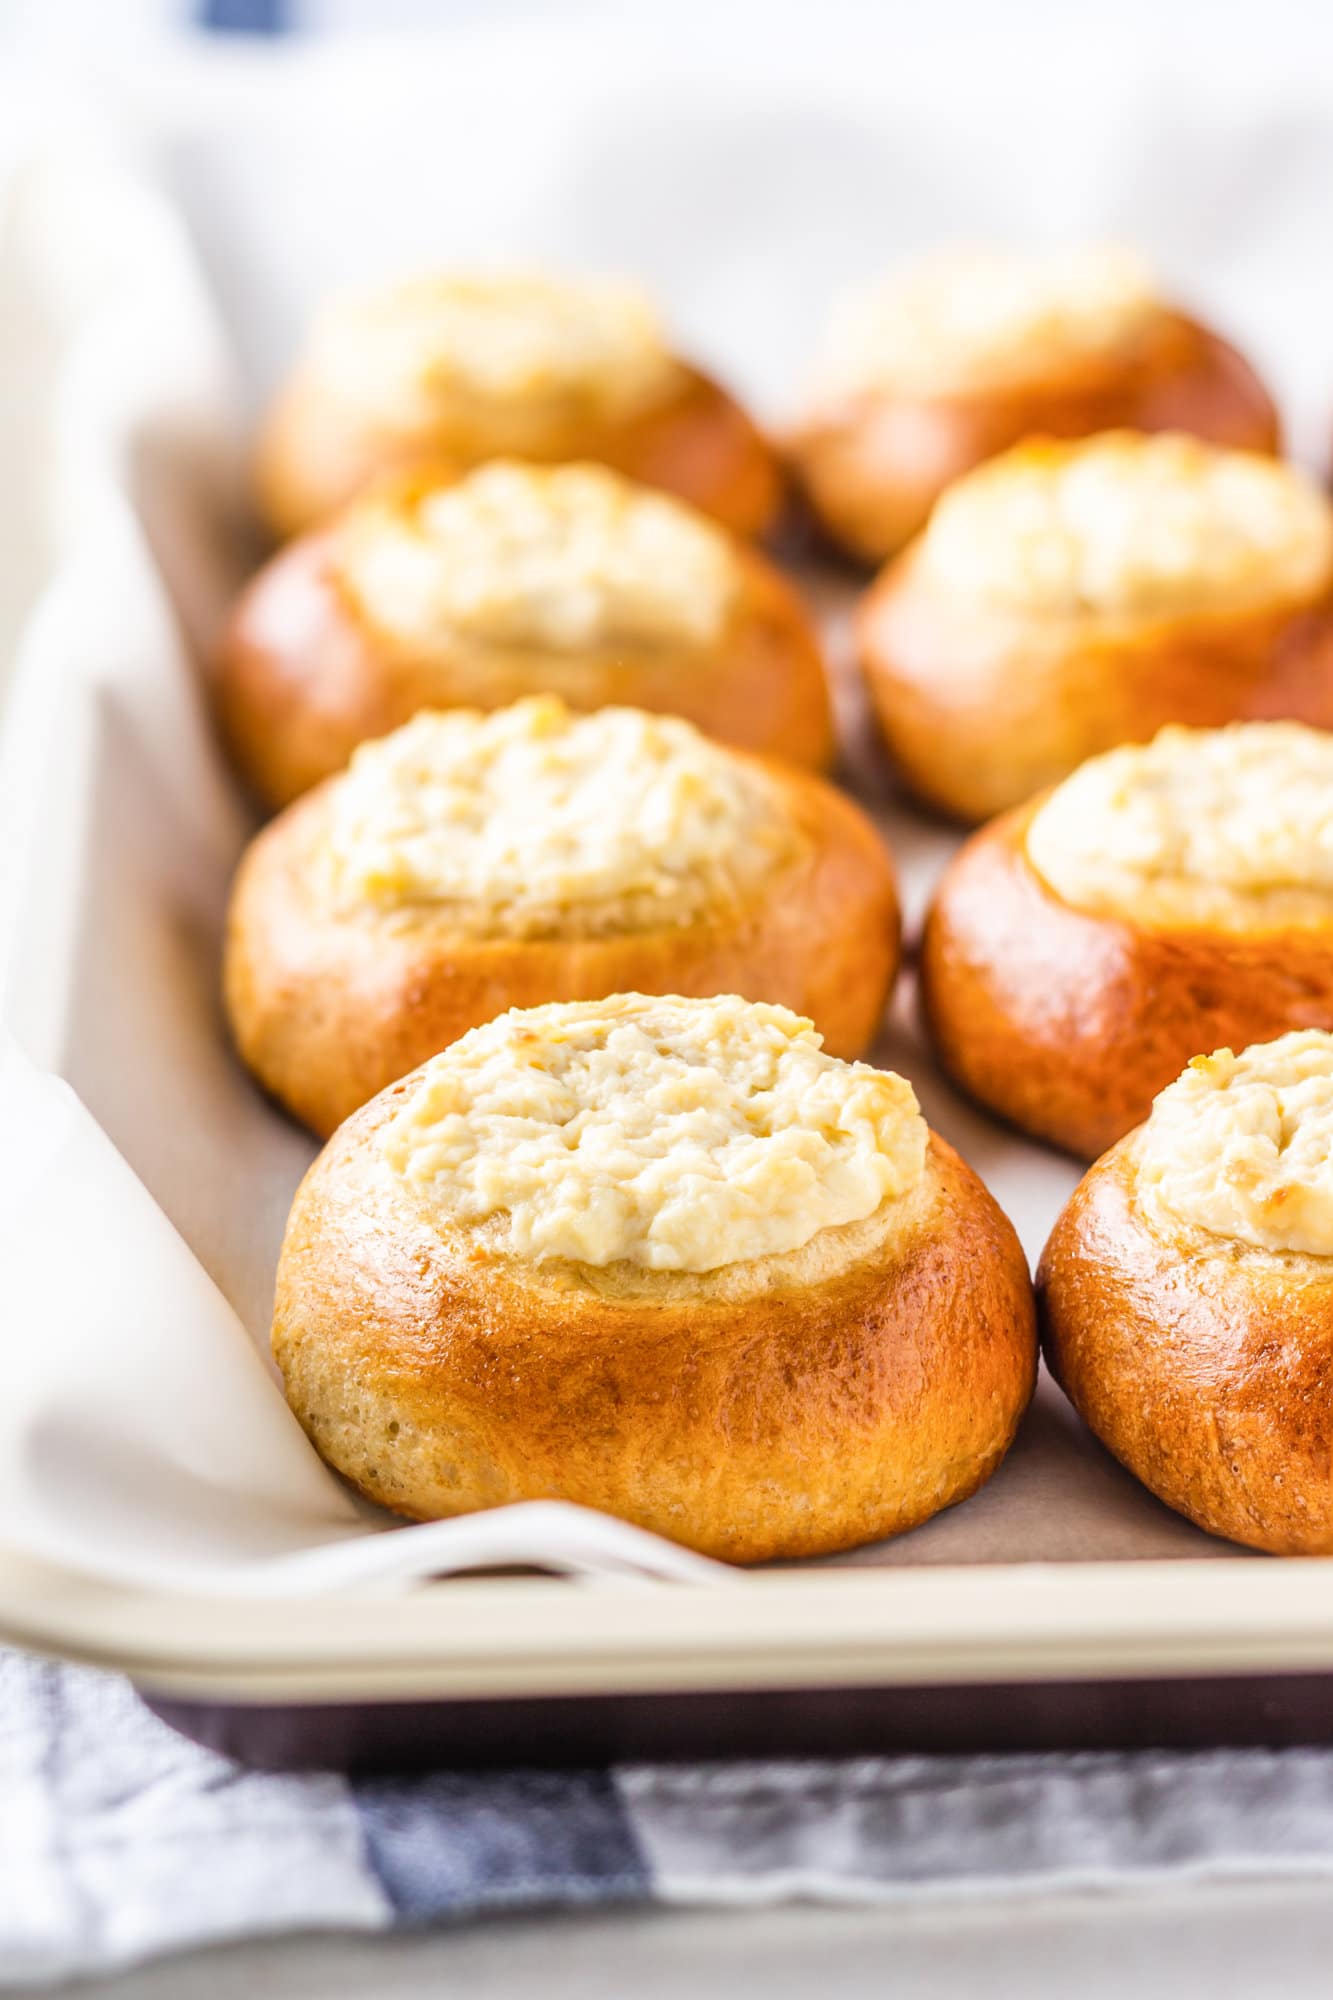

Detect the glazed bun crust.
xmin=226 ymin=758 xmax=900 ymax=1137
xmin=256 ymin=363 xmax=783 ymax=544
xmin=922 ymin=800 xmax=1333 ymax=1159
xmin=273 ymin=1119 xmax=1036 ymax=1562
xmin=859 ymin=555 xmax=1333 ymax=826
xmin=217 ymin=526 xmax=834 ymax=808
xmin=1039 ymin=1140 xmax=1333 ymax=1554
xmin=794 ymin=313 xmax=1280 ymax=564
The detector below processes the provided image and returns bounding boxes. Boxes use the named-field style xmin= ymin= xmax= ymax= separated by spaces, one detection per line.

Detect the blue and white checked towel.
xmin=10 ymin=1647 xmax=1333 ymax=1986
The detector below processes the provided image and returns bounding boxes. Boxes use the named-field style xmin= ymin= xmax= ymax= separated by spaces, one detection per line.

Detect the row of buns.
xmin=254 ymin=248 xmax=1282 ymax=560
xmin=214 ymin=246 xmax=1333 ymax=1568
xmin=219 ymin=434 xmax=1333 ymax=828
xmin=223 ymin=275 xmax=1333 ymax=831
xmin=228 ymin=686 xmax=1333 ymax=1182
xmin=277 ymin=997 xmax=1333 ymax=1562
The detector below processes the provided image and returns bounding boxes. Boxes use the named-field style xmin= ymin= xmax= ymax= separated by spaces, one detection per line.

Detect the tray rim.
xmin=7 ymin=1542 xmax=1333 ymax=1702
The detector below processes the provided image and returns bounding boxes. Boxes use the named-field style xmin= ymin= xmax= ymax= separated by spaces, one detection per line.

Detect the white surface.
xmin=156 ymin=39 xmax=1333 ymax=459
xmin=16 ymin=1885 xmax=1333 ymax=2000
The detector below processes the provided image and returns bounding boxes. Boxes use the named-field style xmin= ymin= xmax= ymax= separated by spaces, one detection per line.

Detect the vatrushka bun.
xmin=256 ymin=269 xmax=782 ymax=541
xmin=791 ymin=245 xmax=1279 ymax=563
xmin=923 ymin=722 xmax=1333 ymax=1159
xmin=1040 ymin=1030 xmax=1333 ymax=1554
xmin=273 ymin=993 xmax=1037 ymax=1560
xmin=858 ymin=430 xmax=1333 ymax=823
xmin=219 ymin=459 xmax=833 ymax=807
xmin=226 ymin=697 xmax=900 ymax=1137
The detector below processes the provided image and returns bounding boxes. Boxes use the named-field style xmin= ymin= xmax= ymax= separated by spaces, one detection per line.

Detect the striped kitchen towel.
xmin=8 ymin=1647 xmax=1333 ymax=1986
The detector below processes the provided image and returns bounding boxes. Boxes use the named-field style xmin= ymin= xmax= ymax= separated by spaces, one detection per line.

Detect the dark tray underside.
xmin=143 ymin=1670 xmax=1333 ymax=1773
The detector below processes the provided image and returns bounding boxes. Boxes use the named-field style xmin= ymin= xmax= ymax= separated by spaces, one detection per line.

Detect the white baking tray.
xmin=5 ymin=42 xmax=1333 ymax=1739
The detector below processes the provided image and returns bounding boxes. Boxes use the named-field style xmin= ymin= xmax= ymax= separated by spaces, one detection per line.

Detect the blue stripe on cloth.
xmin=199 ymin=0 xmax=288 ymax=31
xmin=353 ymin=1769 xmax=651 ymax=1921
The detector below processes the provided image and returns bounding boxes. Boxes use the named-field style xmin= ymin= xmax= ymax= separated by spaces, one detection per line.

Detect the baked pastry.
xmin=1040 ymin=1030 xmax=1333 ymax=1554
xmin=219 ymin=459 xmax=833 ymax=807
xmin=225 ymin=696 xmax=899 ymax=1136
xmin=859 ymin=430 xmax=1333 ymax=823
xmin=256 ymin=269 xmax=781 ymax=540
xmin=791 ymin=246 xmax=1280 ymax=562
xmin=272 ymin=993 xmax=1037 ymax=1559
xmin=922 ymin=721 xmax=1333 ymax=1159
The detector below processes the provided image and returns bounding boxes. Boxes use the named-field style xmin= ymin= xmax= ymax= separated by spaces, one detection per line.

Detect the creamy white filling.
xmin=921 ymin=432 xmax=1333 ymax=618
xmin=336 ymin=461 xmax=736 ymax=652
xmin=1139 ymin=1031 xmax=1333 ymax=1256
xmin=326 ymin=699 xmax=794 ymax=937
xmin=305 ymin=269 xmax=679 ymax=432
xmin=382 ymin=994 xmax=927 ymax=1271
xmin=814 ymin=245 xmax=1159 ymax=398
xmin=1027 ymin=723 xmax=1333 ymax=929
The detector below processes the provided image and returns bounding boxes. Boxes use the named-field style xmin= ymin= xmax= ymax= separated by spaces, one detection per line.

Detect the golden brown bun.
xmin=859 ymin=546 xmax=1333 ymax=826
xmin=1039 ymin=1136 xmax=1333 ymax=1554
xmin=257 ymin=363 xmax=783 ymax=544
xmin=216 ymin=514 xmax=834 ymax=809
xmin=226 ymin=757 xmax=901 ymax=1138
xmin=921 ymin=798 xmax=1333 ymax=1160
xmin=792 ymin=313 xmax=1280 ymax=564
xmin=272 ymin=1117 xmax=1037 ymax=1562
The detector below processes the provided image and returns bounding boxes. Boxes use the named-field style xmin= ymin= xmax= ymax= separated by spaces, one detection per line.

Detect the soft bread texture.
xmin=1039 ymin=1104 xmax=1333 ymax=1555
xmin=921 ymin=795 xmax=1333 ymax=1159
xmin=273 ymin=1092 xmax=1036 ymax=1562
xmin=793 ymin=308 xmax=1279 ymax=565
xmin=226 ymin=743 xmax=900 ymax=1137
xmin=258 ymin=357 xmax=781 ymax=544
xmin=859 ymin=441 xmax=1333 ymax=825
xmin=217 ymin=479 xmax=833 ymax=807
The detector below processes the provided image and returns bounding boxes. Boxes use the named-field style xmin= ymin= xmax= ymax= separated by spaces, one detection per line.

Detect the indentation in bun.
xmin=814 ymin=245 xmax=1159 ymax=399
xmin=921 ymin=431 xmax=1332 ymax=618
xmin=1138 ymin=1029 xmax=1333 ymax=1256
xmin=381 ymin=993 xmax=926 ymax=1272
xmin=305 ymin=269 xmax=680 ymax=435
xmin=325 ymin=697 xmax=799 ymax=936
xmin=334 ymin=460 xmax=737 ymax=653
xmin=1026 ymin=721 xmax=1333 ymax=930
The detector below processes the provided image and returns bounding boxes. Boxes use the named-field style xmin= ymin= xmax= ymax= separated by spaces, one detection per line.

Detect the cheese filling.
xmin=336 ymin=461 xmax=736 ymax=652
xmin=814 ymin=245 xmax=1159 ymax=399
xmin=326 ymin=698 xmax=796 ymax=937
xmin=381 ymin=994 xmax=927 ymax=1272
xmin=1027 ymin=724 xmax=1333 ymax=930
xmin=304 ymin=269 xmax=680 ymax=436
xmin=1139 ymin=1032 xmax=1333 ymax=1256
xmin=921 ymin=432 xmax=1333 ymax=618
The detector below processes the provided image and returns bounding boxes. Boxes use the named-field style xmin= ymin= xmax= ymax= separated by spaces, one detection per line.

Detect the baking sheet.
xmin=12 ymin=40 xmax=1333 ymax=1620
